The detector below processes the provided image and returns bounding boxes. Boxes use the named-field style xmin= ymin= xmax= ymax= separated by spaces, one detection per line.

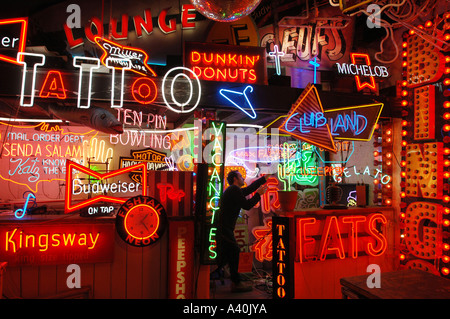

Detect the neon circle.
xmin=162 ymin=67 xmax=201 ymax=113
xmin=124 ymin=203 xmax=160 ymax=240
xmin=131 ymin=77 xmax=157 ymax=104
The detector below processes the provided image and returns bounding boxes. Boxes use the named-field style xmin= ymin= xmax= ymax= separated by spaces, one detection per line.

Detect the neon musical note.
xmin=14 ymin=192 xmax=36 ymax=219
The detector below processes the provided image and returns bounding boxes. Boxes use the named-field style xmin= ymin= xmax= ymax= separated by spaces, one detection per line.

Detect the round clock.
xmin=116 ymin=195 xmax=167 ymax=247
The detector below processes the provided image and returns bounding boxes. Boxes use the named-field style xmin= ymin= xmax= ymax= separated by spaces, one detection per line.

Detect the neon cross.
xmin=309 ymin=57 xmax=320 ymax=84
xmin=269 ymin=45 xmax=284 ymax=75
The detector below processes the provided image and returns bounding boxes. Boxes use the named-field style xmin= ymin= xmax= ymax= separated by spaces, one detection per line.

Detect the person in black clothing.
xmin=214 ymin=170 xmax=268 ymax=292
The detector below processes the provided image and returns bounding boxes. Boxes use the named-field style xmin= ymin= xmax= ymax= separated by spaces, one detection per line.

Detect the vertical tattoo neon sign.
xmin=207 ymin=121 xmax=225 ymax=260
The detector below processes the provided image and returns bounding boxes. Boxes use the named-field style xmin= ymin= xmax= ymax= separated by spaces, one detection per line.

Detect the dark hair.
xmin=227 ymin=170 xmax=240 ymax=185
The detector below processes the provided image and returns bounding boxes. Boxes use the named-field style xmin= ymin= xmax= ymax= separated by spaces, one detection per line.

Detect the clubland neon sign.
xmin=17 ymin=52 xmax=202 ymax=113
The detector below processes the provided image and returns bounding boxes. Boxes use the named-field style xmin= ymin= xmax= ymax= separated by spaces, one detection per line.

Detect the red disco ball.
xmin=190 ymin=0 xmax=262 ymax=22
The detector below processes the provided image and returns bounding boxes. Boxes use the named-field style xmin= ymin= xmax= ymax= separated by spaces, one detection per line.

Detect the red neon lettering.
xmin=341 ymin=215 xmax=367 ymax=259
xmin=296 ymin=217 xmax=316 ymax=263
xmin=261 ymin=177 xmax=280 ymax=213
xmin=158 ymin=7 xmax=176 ymax=34
xmin=84 ymin=17 xmax=104 ymax=44
xmin=157 ymin=183 xmax=186 ymax=204
xmin=63 ymin=23 xmax=83 ymax=49
xmin=319 ymin=216 xmax=345 ymax=261
xmin=365 ymin=213 xmax=388 ymax=256
xmin=39 ymin=70 xmax=67 ymax=99
xmin=111 ymin=14 xmax=129 ymax=40
xmin=0 ymin=17 xmax=28 ymax=65
xmin=133 ymin=9 xmax=153 ymax=37
xmin=131 ymin=77 xmax=157 ymax=104
xmin=181 ymin=4 xmax=196 ymax=29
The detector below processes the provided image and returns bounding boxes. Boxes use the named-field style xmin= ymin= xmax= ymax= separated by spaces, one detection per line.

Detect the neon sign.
xmin=64 ymin=5 xmax=197 ymax=49
xmin=14 ymin=192 xmax=36 ymax=219
xmin=336 ymin=53 xmax=389 ymax=92
xmin=115 ymin=195 xmax=167 ymax=247
xmin=185 ymin=41 xmax=266 ymax=85
xmin=0 ymin=17 xmax=28 ymax=65
xmin=296 ymin=213 xmax=388 ymax=263
xmin=94 ymin=36 xmax=156 ymax=77
xmin=269 ymin=45 xmax=284 ymax=75
xmin=206 ymin=121 xmax=225 ymax=261
xmin=17 ymin=53 xmax=202 ymax=113
xmin=65 ymin=160 xmax=148 ymax=213
xmin=309 ymin=57 xmax=320 ymax=84
xmin=272 ymin=216 xmax=293 ymax=299
xmin=0 ymin=223 xmax=114 ymax=266
xmin=279 ymin=84 xmax=336 ymax=153
xmin=219 ymin=85 xmax=257 ymax=119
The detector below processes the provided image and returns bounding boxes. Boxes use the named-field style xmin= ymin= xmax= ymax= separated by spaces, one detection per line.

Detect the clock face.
xmin=124 ymin=204 xmax=160 ymax=240
xmin=116 ymin=196 xmax=167 ymax=247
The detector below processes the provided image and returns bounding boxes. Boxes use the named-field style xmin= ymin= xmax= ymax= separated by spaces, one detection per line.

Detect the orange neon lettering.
xmin=131 ymin=77 xmax=157 ymax=104
xmin=39 ymin=70 xmax=67 ymax=99
xmin=365 ymin=213 xmax=387 ymax=256
xmin=319 ymin=216 xmax=345 ymax=261
xmin=341 ymin=215 xmax=366 ymax=259
xmin=297 ymin=217 xmax=316 ymax=263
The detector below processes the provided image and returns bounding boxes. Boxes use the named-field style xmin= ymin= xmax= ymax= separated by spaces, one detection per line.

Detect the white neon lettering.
xmin=73 ymin=56 xmax=101 ymax=108
xmin=162 ymin=67 xmax=201 ymax=113
xmin=106 ymin=57 xmax=131 ymax=108
xmin=17 ymin=52 xmax=46 ymax=107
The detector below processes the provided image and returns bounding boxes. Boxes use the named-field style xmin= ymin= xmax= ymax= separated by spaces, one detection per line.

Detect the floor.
xmin=209 ymin=271 xmax=273 ymax=299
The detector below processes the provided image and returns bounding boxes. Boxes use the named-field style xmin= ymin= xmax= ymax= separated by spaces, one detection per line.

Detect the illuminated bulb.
xmin=373 ymin=179 xmax=379 ymax=185
xmin=444 ymin=195 xmax=450 ymax=202
xmin=400 ymin=212 xmax=406 ymax=218
xmin=446 ymin=57 xmax=450 ymax=63
xmin=386 ymin=183 xmax=392 ymax=189
xmin=399 ymin=254 xmax=406 ymax=261
xmin=373 ymin=151 xmax=379 ymax=157
xmin=386 ymin=129 xmax=392 ymax=135
xmin=402 ymin=120 xmax=408 ymax=126
xmin=401 ymin=140 xmax=407 ymax=147
xmin=385 ymin=198 xmax=392 ymax=205
xmin=402 ymin=130 xmax=407 ymax=136
xmin=386 ymin=137 xmax=392 ymax=143
xmin=445 ymin=208 xmax=450 ymax=214
xmin=445 ymin=113 xmax=450 ymax=120
xmin=402 ymin=100 xmax=408 ymax=107
xmin=443 ymin=256 xmax=450 ymax=263
xmin=445 ymin=79 xmax=450 ymax=86
xmin=442 ymin=267 xmax=450 ymax=276
xmin=386 ymin=160 xmax=392 ymax=166
xmin=401 ymin=160 xmax=407 ymax=167
xmin=445 ymin=34 xmax=450 ymax=41
xmin=425 ymin=20 xmax=432 ymax=28
xmin=445 ymin=160 xmax=450 ymax=166
xmin=444 ymin=219 xmax=450 ymax=227
xmin=409 ymin=29 xmax=415 ymax=35
xmin=444 ymin=243 xmax=450 ymax=251
xmin=444 ymin=172 xmax=450 ymax=178
xmin=402 ymin=80 xmax=407 ymax=86
xmin=400 ymin=192 xmax=406 ymax=198
xmin=446 ymin=68 xmax=450 ymax=74
xmin=401 ymin=171 xmax=407 ymax=178
xmin=445 ymin=102 xmax=450 ymax=108
xmin=444 ymin=124 xmax=450 ymax=132
xmin=402 ymin=61 xmax=407 ymax=68
xmin=445 ymin=148 xmax=450 ymax=155
xmin=402 ymin=42 xmax=407 ymax=48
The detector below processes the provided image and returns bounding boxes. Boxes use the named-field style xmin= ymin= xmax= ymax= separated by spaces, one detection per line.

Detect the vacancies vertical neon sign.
xmin=206 ymin=121 xmax=225 ymax=261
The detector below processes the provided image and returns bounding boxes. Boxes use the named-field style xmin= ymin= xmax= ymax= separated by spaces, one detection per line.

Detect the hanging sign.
xmin=115 ymin=195 xmax=167 ymax=247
